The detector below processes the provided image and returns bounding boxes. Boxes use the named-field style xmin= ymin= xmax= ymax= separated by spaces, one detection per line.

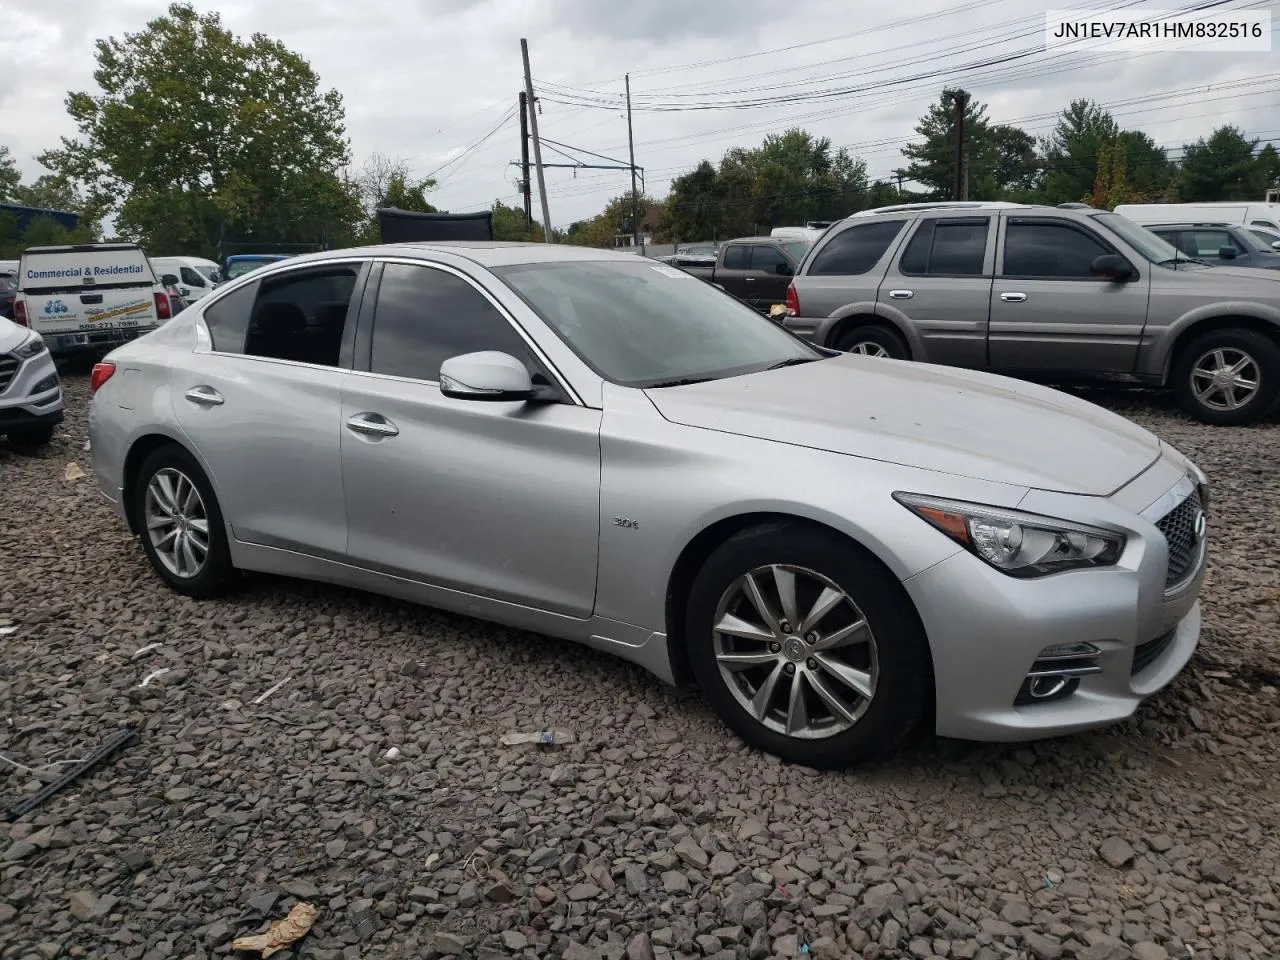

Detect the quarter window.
xmin=242 ymin=266 xmax=358 ymax=367
xmin=202 ymin=282 xmax=257 ymax=353
xmin=808 ymin=220 xmax=906 ymax=276
xmin=1002 ymin=221 xmax=1111 ymax=278
xmin=370 ymin=263 xmax=533 ymax=382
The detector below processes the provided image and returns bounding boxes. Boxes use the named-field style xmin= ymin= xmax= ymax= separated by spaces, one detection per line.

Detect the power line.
xmin=421 ymin=106 xmax=517 ymax=183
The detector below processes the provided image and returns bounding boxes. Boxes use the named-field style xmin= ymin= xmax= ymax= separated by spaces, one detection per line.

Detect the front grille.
xmin=1131 ymin=629 xmax=1175 ymax=675
xmin=0 ymin=354 xmax=17 ymax=394
xmin=1155 ymin=490 xmax=1203 ymax=590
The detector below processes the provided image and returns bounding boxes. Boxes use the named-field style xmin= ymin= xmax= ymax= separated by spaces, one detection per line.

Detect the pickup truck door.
xmin=988 ymin=216 xmax=1150 ymax=373
xmin=715 ymin=245 xmax=750 ymax=300
xmin=746 ymin=245 xmax=793 ymax=310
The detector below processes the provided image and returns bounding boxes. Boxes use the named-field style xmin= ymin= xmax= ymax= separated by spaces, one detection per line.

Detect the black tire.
xmin=132 ymin=444 xmax=237 ymax=599
xmin=1170 ymin=328 xmax=1280 ymax=426
xmin=5 ymin=424 xmax=56 ymax=448
xmin=833 ymin=323 xmax=909 ymax=359
xmin=685 ymin=523 xmax=931 ymax=769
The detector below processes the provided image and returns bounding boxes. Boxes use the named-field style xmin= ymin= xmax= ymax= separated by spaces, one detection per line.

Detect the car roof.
xmin=1143 ymin=222 xmax=1236 ymax=229
xmin=267 ymin=241 xmax=678 ymax=269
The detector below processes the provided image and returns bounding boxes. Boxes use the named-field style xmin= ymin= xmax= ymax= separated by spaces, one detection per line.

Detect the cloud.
xmin=0 ymin=0 xmax=1276 ymax=234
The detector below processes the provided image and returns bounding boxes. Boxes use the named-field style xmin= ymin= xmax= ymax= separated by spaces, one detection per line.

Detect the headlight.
xmin=15 ymin=334 xmax=47 ymax=359
xmin=894 ymin=493 xmax=1125 ymax=578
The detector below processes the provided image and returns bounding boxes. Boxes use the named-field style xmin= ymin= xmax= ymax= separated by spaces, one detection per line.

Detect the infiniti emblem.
xmin=1192 ymin=510 xmax=1206 ymax=542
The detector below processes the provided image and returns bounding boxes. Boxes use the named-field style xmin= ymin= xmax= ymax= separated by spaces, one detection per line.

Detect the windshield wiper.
xmin=764 ymin=356 xmax=820 ymax=370
xmin=646 ymin=376 xmax=716 ymax=389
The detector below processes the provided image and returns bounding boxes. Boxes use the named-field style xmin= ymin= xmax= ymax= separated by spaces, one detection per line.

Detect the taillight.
xmin=90 ymin=362 xmax=116 ymax=393
xmin=154 ymin=291 xmax=172 ymax=321
xmin=784 ymin=283 xmax=800 ymax=316
xmin=13 ymin=298 xmax=28 ymax=326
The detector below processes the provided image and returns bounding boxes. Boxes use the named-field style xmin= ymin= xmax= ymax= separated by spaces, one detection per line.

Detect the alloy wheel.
xmin=847 ymin=341 xmax=890 ymax=358
xmin=144 ymin=467 xmax=210 ymax=578
xmin=1190 ymin=347 xmax=1260 ymax=411
xmin=712 ymin=564 xmax=879 ymax=740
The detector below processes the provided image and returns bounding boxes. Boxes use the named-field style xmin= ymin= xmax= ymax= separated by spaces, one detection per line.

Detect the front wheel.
xmin=1171 ymin=329 xmax=1280 ymax=425
xmin=133 ymin=445 xmax=237 ymax=599
xmin=833 ymin=324 xmax=908 ymax=359
xmin=685 ymin=524 xmax=931 ymax=769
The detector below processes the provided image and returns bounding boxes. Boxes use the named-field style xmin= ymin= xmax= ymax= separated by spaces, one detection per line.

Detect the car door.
xmin=340 ymin=259 xmax=601 ymax=618
xmin=715 ymin=245 xmax=750 ymax=301
xmin=988 ymin=216 xmax=1150 ymax=373
xmin=747 ymin=245 xmax=793 ymax=310
xmin=876 ymin=216 xmax=993 ymax=368
xmin=174 ymin=260 xmax=367 ymax=557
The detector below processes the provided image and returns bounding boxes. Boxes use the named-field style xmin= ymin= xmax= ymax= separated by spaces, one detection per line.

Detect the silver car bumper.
xmin=0 ymin=345 xmax=64 ymax=428
xmin=906 ymin=460 xmax=1205 ymax=742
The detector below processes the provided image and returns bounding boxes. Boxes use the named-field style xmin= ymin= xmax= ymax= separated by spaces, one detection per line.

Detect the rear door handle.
xmin=1000 ymin=292 xmax=1027 ymax=302
xmin=184 ymin=386 xmax=224 ymax=406
xmin=346 ymin=413 xmax=399 ymax=438
xmin=887 ymin=289 xmax=913 ymax=299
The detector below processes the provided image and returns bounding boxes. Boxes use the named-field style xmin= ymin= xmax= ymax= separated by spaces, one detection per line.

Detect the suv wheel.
xmin=133 ymin=445 xmax=237 ymax=599
xmin=5 ymin=424 xmax=56 ymax=449
xmin=685 ymin=524 xmax=931 ymax=769
xmin=834 ymin=324 xmax=908 ymax=359
xmin=1172 ymin=329 xmax=1280 ymax=425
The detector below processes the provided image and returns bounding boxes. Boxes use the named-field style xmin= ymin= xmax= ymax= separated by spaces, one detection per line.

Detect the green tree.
xmin=351 ymin=153 xmax=437 ymax=243
xmin=1040 ymin=99 xmax=1174 ymax=204
xmin=490 ymin=200 xmax=546 ymax=242
xmin=1256 ymin=143 xmax=1280 ymax=195
xmin=563 ymin=194 xmax=657 ymax=248
xmin=661 ymin=160 xmax=725 ymax=243
xmin=898 ymin=89 xmax=1039 ymax=200
xmin=0 ymin=146 xmax=21 ymax=202
xmin=1180 ymin=125 xmax=1266 ymax=201
xmin=41 ymin=3 xmax=358 ymax=258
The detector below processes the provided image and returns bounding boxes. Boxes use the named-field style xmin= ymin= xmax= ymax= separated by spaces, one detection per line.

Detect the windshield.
xmin=225 ymin=260 xmax=264 ymax=280
xmin=492 ymin=259 xmax=822 ymax=388
xmin=1233 ymin=228 xmax=1271 ymax=253
xmin=194 ymin=264 xmax=220 ymax=283
xmin=1091 ymin=212 xmax=1184 ymax=264
xmin=784 ymin=240 xmax=813 ymax=261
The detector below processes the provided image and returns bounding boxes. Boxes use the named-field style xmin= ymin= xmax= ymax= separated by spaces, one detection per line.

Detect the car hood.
xmin=1173 ymin=263 xmax=1280 ymax=285
xmin=644 ymin=355 xmax=1162 ymax=496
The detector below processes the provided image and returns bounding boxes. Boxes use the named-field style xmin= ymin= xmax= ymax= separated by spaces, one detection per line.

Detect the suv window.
xmin=808 ymin=220 xmax=906 ymax=276
xmin=722 ymin=245 xmax=748 ymax=270
xmin=370 ymin=263 xmax=533 ymax=382
xmin=900 ymin=218 xmax=989 ymax=276
xmin=1185 ymin=229 xmax=1243 ymax=257
xmin=750 ymin=245 xmax=790 ymax=273
xmin=242 ymin=266 xmax=358 ymax=367
xmin=1002 ymin=221 xmax=1111 ymax=278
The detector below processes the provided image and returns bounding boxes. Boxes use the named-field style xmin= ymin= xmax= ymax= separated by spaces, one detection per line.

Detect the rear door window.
xmin=807 ymin=220 xmax=906 ymax=276
xmin=899 ymin=218 xmax=989 ymax=276
xmin=239 ymin=266 xmax=360 ymax=367
xmin=722 ymin=246 xmax=748 ymax=270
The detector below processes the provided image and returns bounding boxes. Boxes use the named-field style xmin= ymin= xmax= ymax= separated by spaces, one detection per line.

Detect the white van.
xmin=150 ymin=255 xmax=221 ymax=301
xmin=1113 ymin=202 xmax=1280 ymax=233
xmin=14 ymin=243 xmax=171 ymax=356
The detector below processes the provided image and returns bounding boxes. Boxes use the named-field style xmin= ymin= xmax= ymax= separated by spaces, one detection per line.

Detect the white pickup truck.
xmin=14 ymin=243 xmax=172 ymax=356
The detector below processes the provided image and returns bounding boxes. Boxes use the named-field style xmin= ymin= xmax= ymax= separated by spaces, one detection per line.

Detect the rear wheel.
xmin=833 ymin=324 xmax=908 ymax=359
xmin=1171 ymin=328 xmax=1280 ymax=425
xmin=5 ymin=424 xmax=56 ymax=448
xmin=685 ymin=524 xmax=931 ymax=769
xmin=133 ymin=445 xmax=237 ymax=599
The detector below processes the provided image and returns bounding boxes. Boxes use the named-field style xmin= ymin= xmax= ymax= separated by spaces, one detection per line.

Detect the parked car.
xmin=13 ymin=243 xmax=173 ymax=357
xmin=151 ymin=256 xmax=222 ymax=302
xmin=0 ymin=314 xmax=63 ymax=447
xmin=1143 ymin=222 xmax=1280 ymax=271
xmin=1250 ymin=225 xmax=1280 ymax=251
xmin=679 ymin=237 xmax=813 ymax=312
xmin=158 ymin=276 xmax=191 ymax=316
xmin=88 ymin=243 xmax=1208 ymax=768
xmin=675 ymin=242 xmax=719 ymax=258
xmin=1113 ymin=201 xmax=1280 ymax=234
xmin=781 ymin=202 xmax=1280 ymax=425
xmin=220 ymin=253 xmax=292 ymax=284
xmin=0 ymin=270 xmax=16 ymax=320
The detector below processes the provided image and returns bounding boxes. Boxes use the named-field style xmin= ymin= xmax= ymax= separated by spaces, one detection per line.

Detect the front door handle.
xmin=184 ymin=386 xmax=224 ymax=406
xmin=1000 ymin=292 xmax=1028 ymax=302
xmin=346 ymin=413 xmax=399 ymax=438
xmin=887 ymin=289 xmax=913 ymax=299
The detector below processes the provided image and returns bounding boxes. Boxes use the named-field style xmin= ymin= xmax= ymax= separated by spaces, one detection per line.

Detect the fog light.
xmin=1036 ymin=642 xmax=1101 ymax=661
xmin=32 ymin=374 xmax=58 ymax=394
xmin=1016 ymin=642 xmax=1103 ymax=706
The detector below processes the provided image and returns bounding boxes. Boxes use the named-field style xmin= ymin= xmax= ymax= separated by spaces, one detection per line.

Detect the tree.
xmin=1180 ymin=125 xmax=1266 ymax=201
xmin=350 ymin=153 xmax=437 ymax=243
xmin=0 ymin=146 xmax=21 ymax=203
xmin=490 ymin=200 xmax=546 ymax=242
xmin=898 ymin=89 xmax=1039 ymax=201
xmin=1256 ymin=143 xmax=1280 ymax=194
xmin=41 ymin=3 xmax=358 ymax=258
xmin=1040 ymin=99 xmax=1174 ymax=204
xmin=661 ymin=161 xmax=725 ymax=243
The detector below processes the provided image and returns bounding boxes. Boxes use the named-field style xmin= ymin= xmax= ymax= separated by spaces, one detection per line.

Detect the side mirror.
xmin=439 ymin=351 xmax=534 ymax=402
xmin=1218 ymin=247 xmax=1238 ymax=260
xmin=775 ymin=261 xmax=793 ymax=276
xmin=161 ymin=274 xmax=179 ymax=286
xmin=1271 ymin=240 xmax=1280 ymax=251
xmin=1090 ymin=254 xmax=1134 ymax=281
xmin=180 ymin=287 xmax=191 ymax=297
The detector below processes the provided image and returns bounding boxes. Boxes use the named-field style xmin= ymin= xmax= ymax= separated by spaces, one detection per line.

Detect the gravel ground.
xmin=1 ymin=375 xmax=1278 ymax=960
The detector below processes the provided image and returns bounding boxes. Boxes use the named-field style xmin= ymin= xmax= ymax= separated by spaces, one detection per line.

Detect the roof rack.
xmin=1057 ymin=202 xmax=1093 ymax=209
xmin=849 ymin=201 xmax=1029 ymax=218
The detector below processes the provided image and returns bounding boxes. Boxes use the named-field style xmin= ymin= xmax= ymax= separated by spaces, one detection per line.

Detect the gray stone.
xmin=568 ymin=882 xmax=602 ymax=901
xmin=748 ymin=928 xmax=770 ymax=959
xmin=743 ymin=900 xmax=766 ymax=932
xmin=1023 ymin=932 xmax=1063 ymax=960
xmin=502 ymin=931 xmax=529 ymax=950
xmin=1099 ymin=837 xmax=1136 ymax=868
xmin=282 ymin=879 xmax=320 ymax=899
xmin=709 ymin=851 xmax=737 ymax=878
xmin=68 ymin=891 xmax=114 ymax=922
xmin=1199 ymin=859 xmax=1234 ymax=884
xmin=1132 ymin=944 xmax=1169 ymax=960
xmin=675 ymin=836 xmax=709 ymax=870
xmin=433 ymin=931 xmax=470 ymax=955
xmin=627 ymin=932 xmax=656 ymax=960
xmin=1000 ymin=899 xmax=1032 ymax=925
xmin=625 ymin=864 xmax=649 ymax=895
xmin=0 ymin=903 xmax=16 ymax=924
xmin=662 ymin=871 xmax=692 ymax=894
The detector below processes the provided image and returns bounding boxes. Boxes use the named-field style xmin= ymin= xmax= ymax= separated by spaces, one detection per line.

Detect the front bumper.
xmin=0 ymin=347 xmax=64 ymax=430
xmin=906 ymin=455 xmax=1205 ymax=742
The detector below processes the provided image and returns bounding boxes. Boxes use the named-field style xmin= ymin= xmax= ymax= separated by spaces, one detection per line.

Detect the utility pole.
xmin=626 ymin=73 xmax=640 ymax=252
xmin=961 ymin=153 xmax=970 ymax=201
xmin=518 ymin=91 xmax=532 ymax=234
xmin=520 ymin=39 xmax=553 ymax=243
xmin=952 ymin=91 xmax=967 ymax=202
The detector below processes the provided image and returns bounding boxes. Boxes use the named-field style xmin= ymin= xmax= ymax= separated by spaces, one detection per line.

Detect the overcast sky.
xmin=2 ymin=0 xmax=1277 ymax=231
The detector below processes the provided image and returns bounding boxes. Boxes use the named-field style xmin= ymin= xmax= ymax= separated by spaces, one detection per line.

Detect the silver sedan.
xmin=88 ymin=243 xmax=1208 ymax=768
